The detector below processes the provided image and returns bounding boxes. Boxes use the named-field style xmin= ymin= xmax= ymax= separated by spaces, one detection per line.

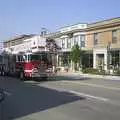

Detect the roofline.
xmin=46 ymin=29 xmax=87 ymax=39
xmin=48 ymin=17 xmax=120 ymax=38
xmin=59 ymin=22 xmax=88 ymax=30
xmin=88 ymin=17 xmax=120 ymax=26
xmin=4 ymin=34 xmax=35 ymax=43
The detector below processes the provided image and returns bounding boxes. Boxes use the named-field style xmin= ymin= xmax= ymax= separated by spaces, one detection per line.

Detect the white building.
xmin=3 ymin=34 xmax=47 ymax=54
xmin=48 ymin=23 xmax=88 ymax=70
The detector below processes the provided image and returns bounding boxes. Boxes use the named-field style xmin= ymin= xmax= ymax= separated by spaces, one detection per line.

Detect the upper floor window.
xmin=74 ymin=36 xmax=79 ymax=45
xmin=12 ymin=41 xmax=15 ymax=46
xmin=67 ymin=38 xmax=71 ymax=48
xmin=80 ymin=35 xmax=85 ymax=47
xmin=112 ymin=30 xmax=117 ymax=43
xmin=62 ymin=38 xmax=65 ymax=48
xmin=94 ymin=33 xmax=99 ymax=45
xmin=4 ymin=43 xmax=7 ymax=48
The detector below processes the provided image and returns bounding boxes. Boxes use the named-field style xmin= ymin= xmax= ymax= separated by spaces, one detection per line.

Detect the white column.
xmin=65 ymin=37 xmax=67 ymax=49
xmin=72 ymin=37 xmax=74 ymax=47
xmin=104 ymin=52 xmax=107 ymax=71
xmin=56 ymin=54 xmax=58 ymax=67
xmin=93 ymin=53 xmax=96 ymax=69
xmin=79 ymin=35 xmax=81 ymax=47
xmin=70 ymin=60 xmax=73 ymax=71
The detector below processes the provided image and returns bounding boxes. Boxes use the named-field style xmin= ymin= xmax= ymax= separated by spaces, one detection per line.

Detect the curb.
xmin=56 ymin=72 xmax=120 ymax=81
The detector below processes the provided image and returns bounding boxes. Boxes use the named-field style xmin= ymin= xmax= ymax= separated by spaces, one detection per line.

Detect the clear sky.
xmin=0 ymin=0 xmax=120 ymax=42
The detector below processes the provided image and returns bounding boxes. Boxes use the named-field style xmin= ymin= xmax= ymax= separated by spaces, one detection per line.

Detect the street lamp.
xmin=107 ymin=41 xmax=111 ymax=75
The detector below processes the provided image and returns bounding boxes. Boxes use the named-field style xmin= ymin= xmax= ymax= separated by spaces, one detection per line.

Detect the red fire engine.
xmin=15 ymin=52 xmax=49 ymax=80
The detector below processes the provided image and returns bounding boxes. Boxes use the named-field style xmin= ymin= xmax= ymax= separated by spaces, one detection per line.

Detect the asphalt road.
xmin=0 ymin=76 xmax=120 ymax=120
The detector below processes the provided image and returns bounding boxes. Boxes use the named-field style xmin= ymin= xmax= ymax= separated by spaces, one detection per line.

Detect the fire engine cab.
xmin=15 ymin=52 xmax=48 ymax=80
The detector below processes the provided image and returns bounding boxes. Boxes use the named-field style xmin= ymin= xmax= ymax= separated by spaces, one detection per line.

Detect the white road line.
xmin=62 ymin=81 xmax=120 ymax=91
xmin=68 ymin=90 xmax=109 ymax=102
xmin=40 ymin=85 xmax=109 ymax=102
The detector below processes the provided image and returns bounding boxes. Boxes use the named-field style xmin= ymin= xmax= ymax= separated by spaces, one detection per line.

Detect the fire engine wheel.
xmin=20 ymin=72 xmax=24 ymax=80
xmin=2 ymin=71 xmax=5 ymax=76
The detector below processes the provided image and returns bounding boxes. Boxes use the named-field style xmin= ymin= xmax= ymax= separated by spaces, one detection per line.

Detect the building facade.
xmin=3 ymin=35 xmax=34 ymax=54
xmin=3 ymin=34 xmax=47 ymax=54
xmin=49 ymin=23 xmax=91 ymax=71
xmin=87 ymin=17 xmax=120 ymax=72
xmin=49 ymin=17 xmax=120 ymax=72
xmin=3 ymin=17 xmax=120 ymax=72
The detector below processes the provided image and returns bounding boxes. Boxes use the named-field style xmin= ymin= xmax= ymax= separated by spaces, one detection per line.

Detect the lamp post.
xmin=107 ymin=42 xmax=111 ymax=75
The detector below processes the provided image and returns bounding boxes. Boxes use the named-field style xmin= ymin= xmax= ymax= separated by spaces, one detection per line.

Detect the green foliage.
xmin=82 ymin=68 xmax=99 ymax=74
xmin=70 ymin=44 xmax=81 ymax=64
xmin=113 ymin=70 xmax=120 ymax=76
xmin=82 ymin=68 xmax=106 ymax=75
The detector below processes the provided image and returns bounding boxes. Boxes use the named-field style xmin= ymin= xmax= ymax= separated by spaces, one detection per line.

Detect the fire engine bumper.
xmin=31 ymin=73 xmax=48 ymax=79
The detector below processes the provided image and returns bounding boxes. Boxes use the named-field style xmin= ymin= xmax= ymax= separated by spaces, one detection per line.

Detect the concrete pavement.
xmin=0 ymin=76 xmax=120 ymax=120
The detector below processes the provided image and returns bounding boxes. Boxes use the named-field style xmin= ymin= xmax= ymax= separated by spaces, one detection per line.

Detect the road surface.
xmin=0 ymin=76 xmax=120 ymax=120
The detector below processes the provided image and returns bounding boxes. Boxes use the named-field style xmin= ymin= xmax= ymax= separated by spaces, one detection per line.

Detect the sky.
xmin=0 ymin=0 xmax=120 ymax=43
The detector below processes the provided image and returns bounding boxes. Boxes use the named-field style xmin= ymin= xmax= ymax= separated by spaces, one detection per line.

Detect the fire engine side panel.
xmin=24 ymin=60 xmax=41 ymax=77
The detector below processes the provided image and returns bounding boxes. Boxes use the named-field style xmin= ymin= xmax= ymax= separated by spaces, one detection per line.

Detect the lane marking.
xmin=40 ymin=85 xmax=109 ymax=102
xmin=68 ymin=90 xmax=109 ymax=102
xmin=61 ymin=81 xmax=120 ymax=91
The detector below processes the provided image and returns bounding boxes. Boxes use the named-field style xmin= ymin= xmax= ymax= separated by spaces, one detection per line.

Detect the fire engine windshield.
xmin=30 ymin=55 xmax=40 ymax=61
xmin=29 ymin=54 xmax=47 ymax=61
xmin=23 ymin=55 xmax=27 ymax=61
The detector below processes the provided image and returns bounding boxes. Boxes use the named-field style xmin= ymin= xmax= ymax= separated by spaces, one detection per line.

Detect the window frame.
xmin=93 ymin=33 xmax=99 ymax=45
xmin=112 ymin=30 xmax=117 ymax=44
xmin=74 ymin=35 xmax=79 ymax=45
xmin=80 ymin=35 xmax=85 ymax=47
xmin=67 ymin=38 xmax=71 ymax=48
xmin=61 ymin=38 xmax=65 ymax=48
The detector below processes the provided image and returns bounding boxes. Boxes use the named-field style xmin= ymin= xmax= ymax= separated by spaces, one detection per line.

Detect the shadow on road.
xmin=1 ymin=79 xmax=85 ymax=120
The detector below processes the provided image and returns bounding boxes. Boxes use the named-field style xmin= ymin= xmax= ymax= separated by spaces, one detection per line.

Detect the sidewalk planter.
xmin=56 ymin=67 xmax=61 ymax=72
xmin=82 ymin=68 xmax=100 ymax=74
xmin=64 ymin=67 xmax=69 ymax=72
xmin=113 ymin=70 xmax=120 ymax=76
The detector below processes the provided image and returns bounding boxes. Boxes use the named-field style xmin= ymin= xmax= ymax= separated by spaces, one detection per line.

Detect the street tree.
xmin=46 ymin=38 xmax=61 ymax=72
xmin=70 ymin=44 xmax=82 ymax=71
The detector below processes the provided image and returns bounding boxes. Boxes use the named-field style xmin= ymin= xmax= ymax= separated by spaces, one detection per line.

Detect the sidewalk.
xmin=56 ymin=71 xmax=120 ymax=81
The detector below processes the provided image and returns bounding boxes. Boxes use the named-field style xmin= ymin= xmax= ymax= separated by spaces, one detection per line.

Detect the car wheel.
xmin=2 ymin=71 xmax=5 ymax=76
xmin=42 ymin=77 xmax=48 ymax=81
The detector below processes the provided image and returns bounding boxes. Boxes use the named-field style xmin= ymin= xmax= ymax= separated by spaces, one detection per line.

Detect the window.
xmin=94 ymin=33 xmax=98 ymax=45
xmin=62 ymin=38 xmax=65 ymax=48
xmin=74 ymin=36 xmax=79 ymax=45
xmin=67 ymin=38 xmax=71 ymax=48
xmin=30 ymin=54 xmax=47 ymax=62
xmin=81 ymin=35 xmax=85 ymax=47
xmin=112 ymin=30 xmax=117 ymax=43
xmin=22 ymin=55 xmax=27 ymax=61
xmin=30 ymin=54 xmax=41 ymax=61
xmin=4 ymin=43 xmax=7 ymax=48
xmin=11 ymin=41 xmax=15 ymax=46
